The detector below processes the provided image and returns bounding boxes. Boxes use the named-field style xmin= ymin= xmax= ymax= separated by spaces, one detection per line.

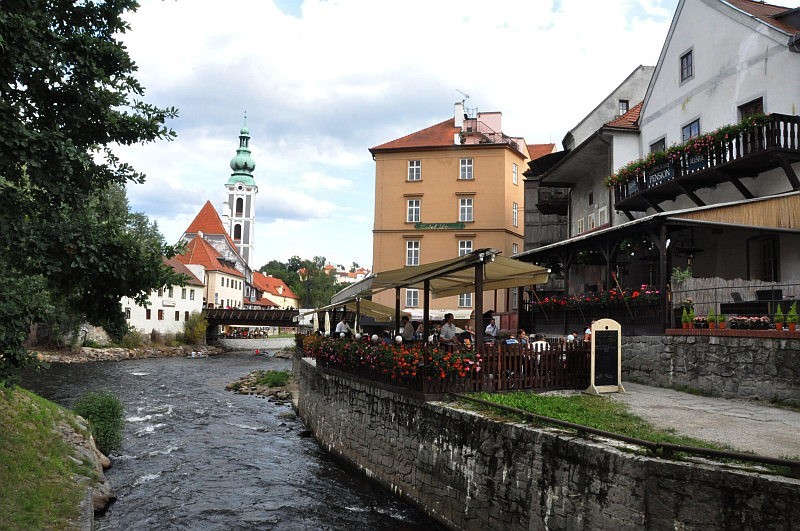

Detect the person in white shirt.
xmin=400 ymin=316 xmax=415 ymax=341
xmin=485 ymin=320 xmax=498 ymax=340
xmin=335 ymin=318 xmax=351 ymax=335
xmin=439 ymin=313 xmax=459 ymax=347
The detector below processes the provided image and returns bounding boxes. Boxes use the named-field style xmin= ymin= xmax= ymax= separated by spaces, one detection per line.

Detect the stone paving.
xmin=609 ymin=382 xmax=800 ymax=459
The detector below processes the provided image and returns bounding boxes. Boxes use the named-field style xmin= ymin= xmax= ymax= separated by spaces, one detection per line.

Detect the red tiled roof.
xmin=250 ymin=297 xmax=282 ymax=308
xmin=163 ymin=257 xmax=204 ymax=286
xmin=175 ymin=236 xmax=243 ymax=278
xmin=370 ymin=118 xmax=458 ymax=152
xmin=252 ymin=271 xmax=299 ymax=300
xmin=726 ymin=0 xmax=798 ymax=34
xmin=604 ymin=102 xmax=643 ymax=130
xmin=184 ymin=200 xmax=239 ymax=252
xmin=527 ymin=143 xmax=556 ymax=161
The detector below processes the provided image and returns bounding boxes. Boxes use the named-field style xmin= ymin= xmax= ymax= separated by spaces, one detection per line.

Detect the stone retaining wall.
xmin=295 ymin=357 xmax=800 ymax=530
xmin=622 ymin=336 xmax=800 ymax=400
xmin=35 ymin=344 xmax=219 ymax=364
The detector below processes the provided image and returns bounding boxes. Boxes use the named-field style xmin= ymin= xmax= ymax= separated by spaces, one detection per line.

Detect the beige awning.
xmin=331 ymin=249 xmax=549 ymax=301
xmin=299 ymin=299 xmax=409 ymax=323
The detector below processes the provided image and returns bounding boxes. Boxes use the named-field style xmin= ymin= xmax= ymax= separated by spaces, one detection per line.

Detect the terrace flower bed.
xmin=727 ymin=316 xmax=771 ymax=330
xmin=304 ymin=336 xmax=481 ymax=382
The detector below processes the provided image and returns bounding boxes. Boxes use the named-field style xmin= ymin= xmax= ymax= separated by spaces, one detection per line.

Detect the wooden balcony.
xmin=614 ymin=114 xmax=800 ymax=212
xmin=536 ymin=188 xmax=569 ymax=215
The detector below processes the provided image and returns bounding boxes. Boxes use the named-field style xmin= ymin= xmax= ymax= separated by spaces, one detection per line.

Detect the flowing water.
xmin=21 ymin=344 xmax=443 ymax=530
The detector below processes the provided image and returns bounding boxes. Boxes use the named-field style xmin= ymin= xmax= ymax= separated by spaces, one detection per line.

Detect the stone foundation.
xmin=295 ymin=357 xmax=800 ymax=530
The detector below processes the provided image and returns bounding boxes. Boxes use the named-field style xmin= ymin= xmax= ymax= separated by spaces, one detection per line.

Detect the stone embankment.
xmin=58 ymin=413 xmax=115 ymax=516
xmin=34 ymin=344 xmax=220 ymax=364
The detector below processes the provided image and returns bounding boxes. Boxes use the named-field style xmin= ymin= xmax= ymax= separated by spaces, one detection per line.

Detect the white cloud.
xmin=119 ymin=0 xmax=679 ymax=271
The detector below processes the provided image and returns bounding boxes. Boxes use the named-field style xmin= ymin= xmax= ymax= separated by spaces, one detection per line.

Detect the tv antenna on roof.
xmin=455 ymin=89 xmax=470 ymax=102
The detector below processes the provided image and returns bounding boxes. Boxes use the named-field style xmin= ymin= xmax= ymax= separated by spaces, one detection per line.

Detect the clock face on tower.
xmin=237 ymin=184 xmax=243 ymax=191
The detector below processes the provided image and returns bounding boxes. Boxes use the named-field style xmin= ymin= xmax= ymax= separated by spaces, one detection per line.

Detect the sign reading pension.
xmin=414 ymin=222 xmax=465 ymax=230
xmin=586 ymin=318 xmax=625 ymax=394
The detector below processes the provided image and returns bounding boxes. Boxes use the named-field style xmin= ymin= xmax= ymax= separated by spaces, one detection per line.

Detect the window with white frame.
xmin=619 ymin=99 xmax=629 ymax=116
xmin=406 ymin=288 xmax=419 ymax=307
xmin=576 ymin=217 xmax=585 ymax=235
xmin=588 ymin=212 xmax=597 ymax=230
xmin=458 ymin=240 xmax=473 ymax=256
xmin=682 ymin=119 xmax=700 ymax=142
xmin=459 ymin=197 xmax=473 ymax=222
xmin=512 ymin=243 xmax=518 ymax=255
xmin=459 ymin=158 xmax=473 ymax=180
xmin=408 ymin=160 xmax=421 ymax=181
xmin=599 ymin=207 xmax=608 ymax=226
xmin=458 ymin=293 xmax=472 ymax=307
xmin=406 ymin=199 xmax=420 ymax=222
xmin=406 ymin=240 xmax=420 ymax=266
xmin=512 ymin=202 xmax=518 ymax=227
xmin=512 ymin=163 xmax=518 ymax=185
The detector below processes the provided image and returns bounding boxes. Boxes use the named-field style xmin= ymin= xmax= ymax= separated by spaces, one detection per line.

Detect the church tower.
xmin=223 ymin=118 xmax=258 ymax=267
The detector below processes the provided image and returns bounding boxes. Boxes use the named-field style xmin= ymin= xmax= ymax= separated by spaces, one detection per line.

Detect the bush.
xmin=183 ymin=312 xmax=207 ymax=345
xmin=72 ymin=391 xmax=124 ymax=455
xmin=255 ymin=370 xmax=290 ymax=387
xmin=119 ymin=328 xmax=144 ymax=349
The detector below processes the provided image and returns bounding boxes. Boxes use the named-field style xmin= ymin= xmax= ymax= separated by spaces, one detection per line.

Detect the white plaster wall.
xmin=122 ymin=285 xmax=204 ymax=336
xmin=640 ymin=0 xmax=800 ymax=149
xmin=207 ymin=270 xmax=245 ymax=308
xmin=565 ymin=66 xmax=654 ymax=149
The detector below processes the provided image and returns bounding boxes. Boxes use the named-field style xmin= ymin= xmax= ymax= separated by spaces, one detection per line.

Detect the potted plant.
xmin=774 ymin=304 xmax=785 ymax=331
xmin=681 ymin=307 xmax=690 ymax=329
xmin=693 ymin=315 xmax=708 ymax=329
xmin=688 ymin=308 xmax=696 ymax=329
xmin=708 ymin=308 xmax=717 ymax=329
xmin=787 ymin=302 xmax=798 ymax=332
xmin=717 ymin=313 xmax=726 ymax=329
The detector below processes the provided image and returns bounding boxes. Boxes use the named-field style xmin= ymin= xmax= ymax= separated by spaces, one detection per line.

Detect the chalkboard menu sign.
xmin=594 ymin=330 xmax=619 ymax=386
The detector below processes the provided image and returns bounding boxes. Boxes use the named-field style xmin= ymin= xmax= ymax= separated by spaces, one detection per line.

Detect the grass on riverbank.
xmin=0 ymin=387 xmax=95 ymax=530
xmin=466 ymin=391 xmax=727 ymax=450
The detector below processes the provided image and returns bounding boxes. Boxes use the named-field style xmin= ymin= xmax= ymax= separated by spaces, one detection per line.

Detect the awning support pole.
xmin=475 ymin=260 xmax=484 ymax=347
xmin=423 ymin=279 xmax=430 ymax=345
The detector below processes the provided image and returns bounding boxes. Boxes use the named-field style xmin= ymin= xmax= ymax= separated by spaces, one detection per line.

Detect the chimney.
xmin=454 ymin=101 xmax=464 ymax=129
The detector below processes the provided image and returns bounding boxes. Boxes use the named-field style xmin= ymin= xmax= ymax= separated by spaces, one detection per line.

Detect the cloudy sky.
xmin=119 ymin=0 xmax=679 ymax=271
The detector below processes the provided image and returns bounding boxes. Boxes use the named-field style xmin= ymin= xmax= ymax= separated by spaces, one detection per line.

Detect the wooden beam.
xmin=643 ymin=197 xmax=664 ymax=213
xmin=676 ymin=183 xmax=706 ymax=207
xmin=780 ymin=156 xmax=800 ymax=190
xmin=729 ymin=176 xmax=755 ymax=199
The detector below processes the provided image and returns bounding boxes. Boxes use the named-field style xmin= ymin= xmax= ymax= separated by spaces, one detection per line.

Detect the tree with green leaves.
xmin=0 ymin=1 xmax=181 ymax=385
xmin=259 ymin=256 xmax=340 ymax=308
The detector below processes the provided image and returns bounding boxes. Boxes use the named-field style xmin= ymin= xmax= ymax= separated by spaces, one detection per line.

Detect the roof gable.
xmin=176 ymin=236 xmax=243 ymax=278
xmin=252 ymin=271 xmax=299 ymax=299
xmin=726 ymin=0 xmax=799 ymax=33
xmin=526 ymin=143 xmax=557 ymax=161
xmin=164 ymin=257 xmax=204 ymax=286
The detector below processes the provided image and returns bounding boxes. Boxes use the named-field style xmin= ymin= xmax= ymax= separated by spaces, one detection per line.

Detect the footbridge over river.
xmin=203 ymin=308 xmax=299 ymax=341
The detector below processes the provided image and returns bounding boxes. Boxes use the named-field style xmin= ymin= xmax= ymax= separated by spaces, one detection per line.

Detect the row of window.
xmin=221 ymin=277 xmax=242 ymax=289
xmin=406 ymin=199 xmax=518 ymax=226
xmin=157 ymin=287 xmax=196 ymax=300
xmin=126 ymin=308 xmax=192 ymax=322
xmin=405 ymin=240 xmax=519 ymax=266
xmin=404 ymin=288 xmax=473 ymax=308
xmin=407 ymin=159 xmax=519 ymax=184
xmin=574 ymin=208 xmax=609 ymax=235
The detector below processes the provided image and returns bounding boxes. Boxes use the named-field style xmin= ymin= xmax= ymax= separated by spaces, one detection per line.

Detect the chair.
xmin=731 ymin=292 xmax=743 ymax=303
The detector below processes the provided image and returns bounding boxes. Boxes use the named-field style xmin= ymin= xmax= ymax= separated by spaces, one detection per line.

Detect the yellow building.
xmin=370 ymin=102 xmax=529 ymax=318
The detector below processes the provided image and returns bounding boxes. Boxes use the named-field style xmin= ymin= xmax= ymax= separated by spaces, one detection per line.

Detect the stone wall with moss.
xmin=295 ymin=357 xmax=800 ymax=530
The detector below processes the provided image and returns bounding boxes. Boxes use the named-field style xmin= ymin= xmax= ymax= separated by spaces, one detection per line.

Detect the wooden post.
xmin=475 ymin=260 xmax=484 ymax=347
xmin=423 ymin=279 xmax=430 ymax=345
xmin=395 ymin=287 xmax=401 ymax=337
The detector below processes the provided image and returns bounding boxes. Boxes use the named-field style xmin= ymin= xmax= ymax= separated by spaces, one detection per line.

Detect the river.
xmin=21 ymin=343 xmax=444 ymax=530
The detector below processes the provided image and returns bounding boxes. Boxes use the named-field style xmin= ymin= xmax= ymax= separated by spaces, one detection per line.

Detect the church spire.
xmin=228 ymin=112 xmax=256 ymax=186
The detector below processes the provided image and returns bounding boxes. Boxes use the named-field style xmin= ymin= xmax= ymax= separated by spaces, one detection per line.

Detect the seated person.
xmin=517 ymin=329 xmax=529 ymax=345
xmin=530 ymin=334 xmax=550 ymax=351
xmin=400 ymin=315 xmax=415 ymax=342
xmin=439 ymin=313 xmax=460 ymax=347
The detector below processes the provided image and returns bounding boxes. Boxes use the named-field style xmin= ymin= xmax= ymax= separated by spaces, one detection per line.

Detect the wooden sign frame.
xmin=585 ymin=318 xmax=625 ymax=394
